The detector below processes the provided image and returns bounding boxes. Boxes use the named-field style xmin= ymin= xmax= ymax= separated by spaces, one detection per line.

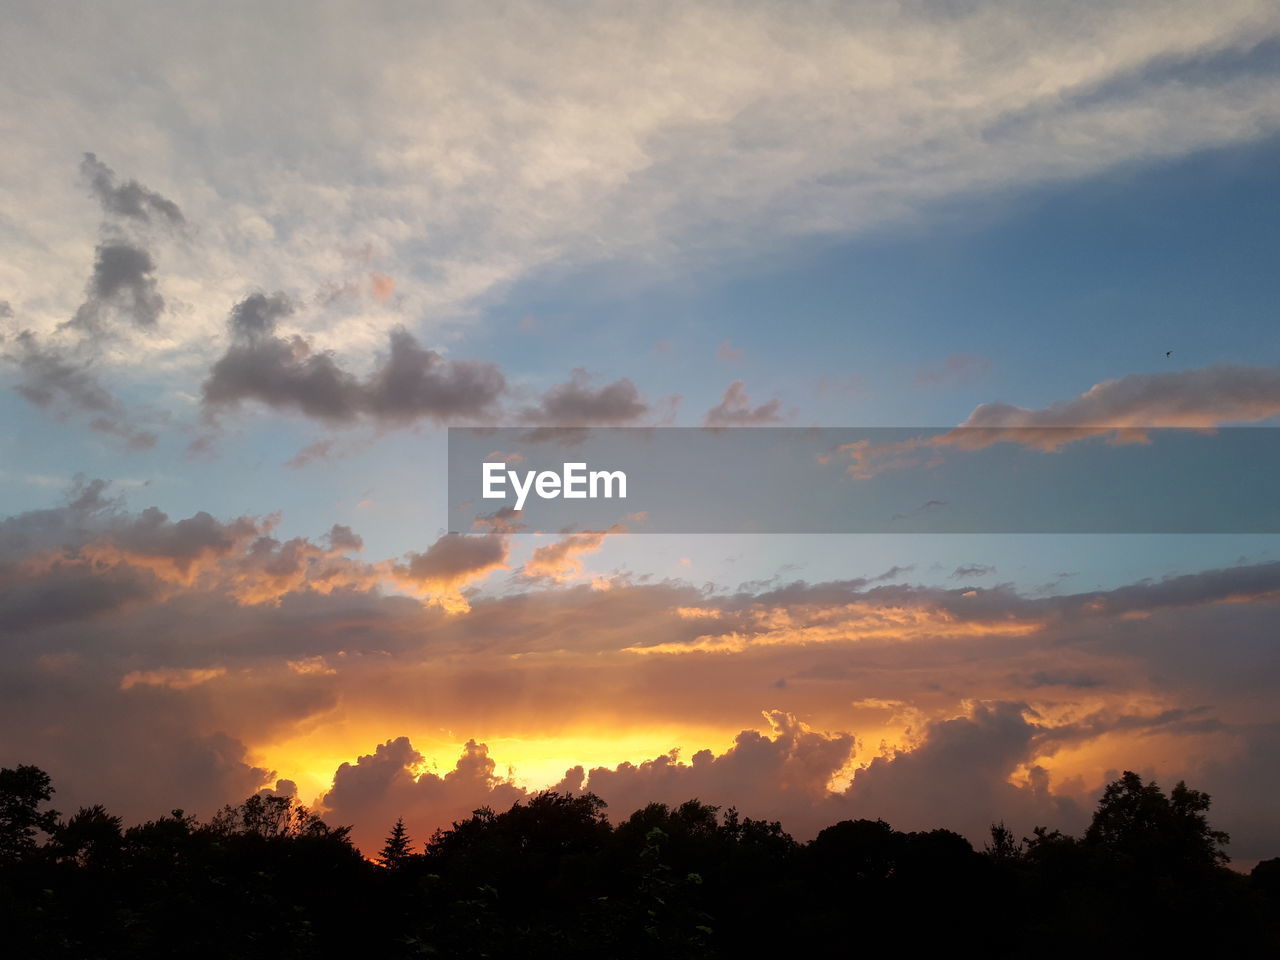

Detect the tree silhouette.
xmin=377 ymin=816 xmax=412 ymax=869
xmin=0 ymin=763 xmax=1274 ymax=957
xmin=53 ymin=804 xmax=124 ymax=869
xmin=0 ymin=764 xmax=59 ymax=863
xmin=206 ymin=792 xmax=339 ymax=841
xmin=984 ymin=820 xmax=1024 ymax=861
xmin=1085 ymin=770 xmax=1230 ymax=870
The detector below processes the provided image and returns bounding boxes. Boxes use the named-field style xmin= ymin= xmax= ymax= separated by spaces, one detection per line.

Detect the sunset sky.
xmin=2 ymin=1 xmax=1279 ymax=861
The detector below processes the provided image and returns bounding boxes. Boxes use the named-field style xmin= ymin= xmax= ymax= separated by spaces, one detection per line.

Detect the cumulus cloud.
xmin=364 ymin=327 xmax=507 ymax=424
xmin=837 ymin=701 xmax=1082 ymax=839
xmin=203 ymin=294 xmax=505 ymax=425
xmin=704 ymin=381 xmax=784 ymax=426
xmin=553 ymin=711 xmax=855 ymax=837
xmin=520 ymin=369 xmax=651 ymax=426
xmin=70 ymin=241 xmax=165 ymax=329
xmin=202 ymin=293 xmax=363 ymax=422
xmin=319 ymin=737 xmax=528 ymax=853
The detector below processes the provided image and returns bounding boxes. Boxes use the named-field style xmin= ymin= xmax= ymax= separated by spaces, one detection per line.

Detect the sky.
xmin=2 ymin=0 xmax=1280 ymax=860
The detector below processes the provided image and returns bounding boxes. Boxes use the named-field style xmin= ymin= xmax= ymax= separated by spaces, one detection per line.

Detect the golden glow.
xmin=253 ymin=721 xmax=743 ymax=805
xmin=626 ymin=602 xmax=1042 ymax=655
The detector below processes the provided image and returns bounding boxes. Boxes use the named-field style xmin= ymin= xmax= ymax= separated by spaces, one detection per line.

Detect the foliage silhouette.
xmin=378 ymin=816 xmax=413 ymax=869
xmin=0 ymin=764 xmax=1276 ymax=958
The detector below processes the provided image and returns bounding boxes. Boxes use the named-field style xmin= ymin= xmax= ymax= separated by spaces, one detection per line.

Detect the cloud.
xmin=8 ymin=329 xmax=119 ymax=413
xmin=836 ymin=701 xmax=1082 ymax=839
xmin=391 ymin=533 xmax=509 ymax=611
xmin=5 ymin=2 xmax=1276 ymax=380
xmin=521 ymin=525 xmax=624 ymax=582
xmin=67 ymin=241 xmax=165 ymax=331
xmin=203 ymin=295 xmax=506 ymax=425
xmin=318 ymin=736 xmax=529 ymax=852
xmin=4 ymin=329 xmax=158 ymax=449
xmin=4 ymin=486 xmax=1280 ymax=852
xmin=202 ymin=293 xmax=363 ymax=422
xmin=959 ymin=364 xmax=1280 ymax=444
xmin=704 ymin=381 xmax=784 ymax=426
xmin=0 ymin=154 xmax=183 ymax=446
xmin=950 ymin=564 xmax=996 ymax=579
xmin=283 ymin=439 xmax=336 ymax=469
xmin=80 ymin=152 xmax=184 ymax=227
xmin=839 ymin=363 xmax=1280 ymax=476
xmin=520 ymin=369 xmax=650 ymax=426
xmin=363 ymin=327 xmax=507 ymax=424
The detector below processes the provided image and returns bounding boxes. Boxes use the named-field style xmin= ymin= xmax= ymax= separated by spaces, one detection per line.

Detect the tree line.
xmin=2 ymin=764 xmax=1277 ymax=957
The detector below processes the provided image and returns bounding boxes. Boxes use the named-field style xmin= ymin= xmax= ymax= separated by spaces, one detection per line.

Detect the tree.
xmin=378 ymin=817 xmax=412 ymax=869
xmin=0 ymin=764 xmax=59 ymax=863
xmin=53 ymin=804 xmax=124 ymax=868
xmin=984 ymin=820 xmax=1024 ymax=862
xmin=205 ymin=792 xmax=341 ymax=841
xmin=1085 ymin=770 xmax=1229 ymax=870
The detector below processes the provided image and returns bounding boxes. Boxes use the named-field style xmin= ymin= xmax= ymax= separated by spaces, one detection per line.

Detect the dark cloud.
xmin=520 ymin=368 xmax=649 ymax=426
xmin=393 ymin=533 xmax=508 ymax=589
xmin=364 ymin=327 xmax=506 ymax=424
xmin=69 ymin=241 xmax=166 ymax=330
xmin=870 ymin=564 xmax=915 ymax=582
xmin=0 ymin=557 xmax=165 ymax=632
xmin=836 ymin=702 xmax=1082 ymax=839
xmin=203 ymin=297 xmax=506 ymax=425
xmin=202 ymin=293 xmax=363 ymax=421
xmin=80 ymin=153 xmax=184 ymax=226
xmin=327 ymin=524 xmax=363 ymax=553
